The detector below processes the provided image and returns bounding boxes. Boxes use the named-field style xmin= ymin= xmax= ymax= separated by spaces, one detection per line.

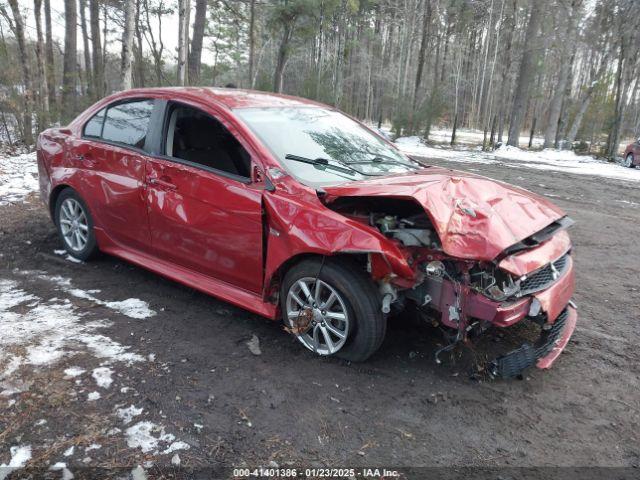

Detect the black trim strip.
xmin=497 ymin=216 xmax=575 ymax=261
xmin=149 ymin=154 xmax=252 ymax=185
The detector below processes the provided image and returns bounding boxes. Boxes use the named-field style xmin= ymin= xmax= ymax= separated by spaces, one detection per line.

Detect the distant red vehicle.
xmin=37 ymin=88 xmax=577 ymax=378
xmin=623 ymin=138 xmax=640 ymax=167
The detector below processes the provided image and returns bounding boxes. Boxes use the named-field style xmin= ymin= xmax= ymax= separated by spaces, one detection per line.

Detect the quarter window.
xmin=102 ymin=99 xmax=154 ymax=149
xmin=83 ymin=108 xmax=106 ymax=138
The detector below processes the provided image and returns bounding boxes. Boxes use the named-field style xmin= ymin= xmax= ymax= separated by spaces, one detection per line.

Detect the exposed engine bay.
xmin=324 ymin=195 xmax=576 ymax=378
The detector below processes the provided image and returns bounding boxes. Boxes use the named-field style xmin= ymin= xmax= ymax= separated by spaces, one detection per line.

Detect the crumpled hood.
xmin=322 ymin=168 xmax=565 ymax=261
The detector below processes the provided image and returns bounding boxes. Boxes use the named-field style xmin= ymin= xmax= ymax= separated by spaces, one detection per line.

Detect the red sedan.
xmin=36 ymin=88 xmax=577 ymax=378
xmin=623 ymin=138 xmax=640 ymax=168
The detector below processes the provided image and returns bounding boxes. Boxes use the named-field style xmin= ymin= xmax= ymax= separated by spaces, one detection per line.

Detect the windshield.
xmin=234 ymin=107 xmax=422 ymax=187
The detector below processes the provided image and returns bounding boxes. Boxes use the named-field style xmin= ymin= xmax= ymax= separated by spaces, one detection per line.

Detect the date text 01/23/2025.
xmin=233 ymin=467 xmax=401 ymax=478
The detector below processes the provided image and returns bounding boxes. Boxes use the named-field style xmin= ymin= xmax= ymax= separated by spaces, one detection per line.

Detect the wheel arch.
xmin=264 ymin=252 xmax=369 ymax=305
xmin=49 ymin=184 xmax=74 ymax=220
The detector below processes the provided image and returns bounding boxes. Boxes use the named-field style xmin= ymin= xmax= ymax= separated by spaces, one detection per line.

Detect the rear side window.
xmin=101 ymin=100 xmax=154 ymax=149
xmin=83 ymin=108 xmax=106 ymax=137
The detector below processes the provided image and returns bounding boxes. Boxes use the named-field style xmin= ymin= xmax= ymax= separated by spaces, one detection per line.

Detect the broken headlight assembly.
xmin=468 ymin=263 xmax=521 ymax=301
xmin=372 ymin=213 xmax=441 ymax=249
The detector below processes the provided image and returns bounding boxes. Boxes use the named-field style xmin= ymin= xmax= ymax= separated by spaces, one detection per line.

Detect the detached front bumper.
xmin=489 ymin=304 xmax=577 ymax=379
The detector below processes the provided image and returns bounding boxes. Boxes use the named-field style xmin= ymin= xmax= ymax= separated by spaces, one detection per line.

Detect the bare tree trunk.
xmin=7 ymin=0 xmax=34 ymax=144
xmin=497 ymin=0 xmax=515 ymax=144
xmin=482 ymin=0 xmax=505 ymax=141
xmin=412 ymin=0 xmax=432 ymax=107
xmin=543 ymin=0 xmax=581 ymax=148
xmin=61 ymin=0 xmax=78 ymax=123
xmin=528 ymin=116 xmax=536 ymax=148
xmin=134 ymin=0 xmax=145 ymax=87
xmin=177 ymin=0 xmax=190 ymax=85
xmin=274 ymin=21 xmax=295 ymax=93
xmin=606 ymin=42 xmax=626 ymax=159
xmin=44 ymin=0 xmax=57 ymax=119
xmin=450 ymin=49 xmax=462 ymax=145
xmin=187 ymin=0 xmax=207 ymax=85
xmin=102 ymin=3 xmax=108 ymax=71
xmin=79 ymin=0 xmax=93 ymax=97
xmin=89 ymin=0 xmax=103 ymax=98
xmin=34 ymin=0 xmax=50 ymax=131
xmin=248 ymin=0 xmax=256 ymax=87
xmin=566 ymin=93 xmax=592 ymax=143
xmin=475 ymin=0 xmax=494 ymax=131
xmin=142 ymin=0 xmax=165 ymax=85
xmin=120 ymin=0 xmax=135 ymax=90
xmin=410 ymin=0 xmax=432 ymax=133
xmin=507 ymin=0 xmax=543 ymax=147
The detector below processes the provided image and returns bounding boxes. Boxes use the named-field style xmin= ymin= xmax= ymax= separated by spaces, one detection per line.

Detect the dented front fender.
xmin=261 ymin=189 xmax=417 ymax=298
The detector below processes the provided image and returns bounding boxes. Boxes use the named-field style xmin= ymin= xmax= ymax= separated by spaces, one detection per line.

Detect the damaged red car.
xmin=37 ymin=88 xmax=577 ymax=378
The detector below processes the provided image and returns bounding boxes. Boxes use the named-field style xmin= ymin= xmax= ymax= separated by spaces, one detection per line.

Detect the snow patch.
xmin=125 ymin=421 xmax=190 ymax=455
xmin=49 ymin=462 xmax=74 ymax=480
xmin=0 ymin=444 xmax=32 ymax=480
xmin=492 ymin=145 xmax=640 ymax=182
xmin=396 ymin=137 xmax=498 ymax=164
xmin=394 ymin=137 xmax=640 ymax=183
xmin=117 ymin=405 xmax=143 ymax=424
xmin=91 ymin=367 xmax=113 ymax=389
xmin=64 ymin=367 xmax=85 ymax=378
xmin=41 ymin=275 xmax=156 ymax=319
xmin=162 ymin=441 xmax=190 ymax=455
xmin=87 ymin=391 xmax=100 ymax=401
xmin=65 ymin=255 xmax=83 ymax=264
xmin=130 ymin=465 xmax=148 ymax=480
xmin=103 ymin=298 xmax=155 ymax=319
xmin=0 ymin=279 xmax=145 ymax=396
xmin=0 ymin=152 xmax=38 ymax=205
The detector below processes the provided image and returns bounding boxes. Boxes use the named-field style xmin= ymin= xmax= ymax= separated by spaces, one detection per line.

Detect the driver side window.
xmin=164 ymin=104 xmax=251 ymax=179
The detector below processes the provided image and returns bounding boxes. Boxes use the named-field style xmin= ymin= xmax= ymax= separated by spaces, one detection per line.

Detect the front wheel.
xmin=624 ymin=153 xmax=634 ymax=168
xmin=281 ymin=258 xmax=386 ymax=362
xmin=54 ymin=189 xmax=99 ymax=261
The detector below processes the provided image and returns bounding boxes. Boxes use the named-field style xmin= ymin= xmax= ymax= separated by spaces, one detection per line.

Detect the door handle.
xmin=148 ymin=176 xmax=177 ymax=191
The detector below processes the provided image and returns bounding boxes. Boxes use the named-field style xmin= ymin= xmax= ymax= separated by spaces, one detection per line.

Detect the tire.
xmin=54 ymin=188 xmax=99 ymax=261
xmin=281 ymin=257 xmax=386 ymax=362
xmin=625 ymin=153 xmax=634 ymax=168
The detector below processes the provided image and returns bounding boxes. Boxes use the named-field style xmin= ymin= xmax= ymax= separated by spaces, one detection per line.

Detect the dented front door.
xmin=145 ymin=157 xmax=264 ymax=294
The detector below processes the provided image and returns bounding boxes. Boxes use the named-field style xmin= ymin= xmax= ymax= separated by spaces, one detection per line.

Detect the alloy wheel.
xmin=285 ymin=277 xmax=350 ymax=355
xmin=625 ymin=154 xmax=634 ymax=168
xmin=59 ymin=198 xmax=89 ymax=252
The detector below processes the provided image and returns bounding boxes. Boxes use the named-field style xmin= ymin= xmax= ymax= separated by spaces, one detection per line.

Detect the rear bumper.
xmin=489 ymin=304 xmax=577 ymax=379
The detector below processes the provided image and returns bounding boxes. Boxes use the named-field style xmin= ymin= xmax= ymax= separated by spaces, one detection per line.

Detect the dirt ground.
xmin=1 ymin=153 xmax=639 ymax=477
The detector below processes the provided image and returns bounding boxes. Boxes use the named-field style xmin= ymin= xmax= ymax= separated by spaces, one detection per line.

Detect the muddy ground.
xmin=1 ymin=154 xmax=639 ymax=477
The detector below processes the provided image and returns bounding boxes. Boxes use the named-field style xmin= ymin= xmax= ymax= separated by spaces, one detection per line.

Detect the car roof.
xmin=118 ymin=87 xmax=327 ymax=110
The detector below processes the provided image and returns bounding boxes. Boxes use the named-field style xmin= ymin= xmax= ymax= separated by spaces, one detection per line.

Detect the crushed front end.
xmin=324 ymin=194 xmax=577 ymax=379
xmin=399 ymin=234 xmax=578 ymax=379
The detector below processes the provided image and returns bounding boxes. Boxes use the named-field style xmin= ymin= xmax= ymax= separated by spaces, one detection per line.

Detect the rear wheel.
xmin=281 ymin=258 xmax=386 ymax=362
xmin=624 ymin=153 xmax=634 ymax=168
xmin=55 ymin=189 xmax=99 ymax=261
